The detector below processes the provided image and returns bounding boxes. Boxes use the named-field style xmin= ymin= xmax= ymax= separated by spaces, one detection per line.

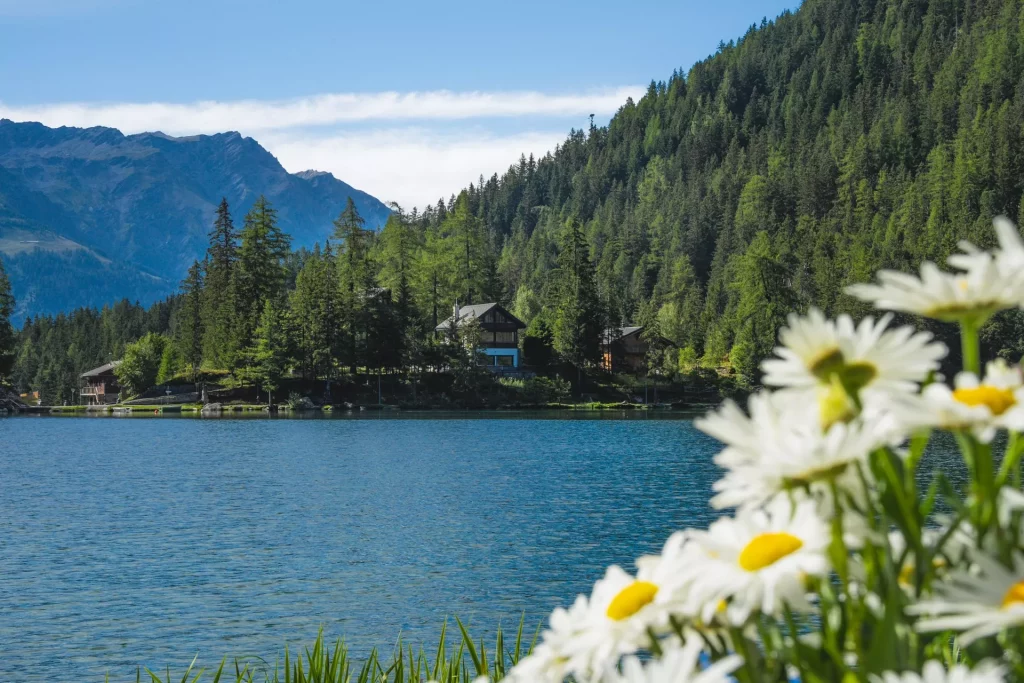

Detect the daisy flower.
xmin=712 ymin=416 xmax=886 ymax=511
xmin=871 ymin=661 xmax=1006 ymax=683
xmin=908 ymin=550 xmax=1024 ymax=644
xmin=680 ymin=498 xmax=831 ymax=625
xmin=950 ymin=216 xmax=1024 ymax=282
xmin=694 ymin=391 xmax=809 ymax=462
xmin=503 ymin=641 xmax=571 ymax=683
xmin=697 ymin=391 xmax=895 ymax=511
xmin=761 ymin=309 xmax=945 ymax=415
xmin=602 ymin=638 xmax=742 ymax=683
xmin=847 ymin=258 xmax=1023 ymax=324
xmin=521 ymin=532 xmax=691 ymax=682
xmin=894 ymin=360 xmax=1024 ymax=443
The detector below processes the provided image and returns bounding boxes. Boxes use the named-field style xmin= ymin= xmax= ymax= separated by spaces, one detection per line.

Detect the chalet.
xmin=435 ymin=303 xmax=527 ymax=368
xmin=602 ymin=326 xmax=672 ymax=373
xmin=81 ymin=361 xmax=122 ymax=405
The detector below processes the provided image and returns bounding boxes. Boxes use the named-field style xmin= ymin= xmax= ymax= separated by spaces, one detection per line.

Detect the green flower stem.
xmin=997 ymin=431 xmax=1024 ymax=488
xmin=905 ymin=429 xmax=931 ymax=500
xmin=960 ymin=319 xmax=981 ymax=376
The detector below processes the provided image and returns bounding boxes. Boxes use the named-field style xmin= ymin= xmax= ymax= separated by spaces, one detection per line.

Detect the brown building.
xmin=602 ymin=326 xmax=672 ymax=373
xmin=435 ymin=303 xmax=527 ymax=368
xmin=81 ymin=361 xmax=122 ymax=405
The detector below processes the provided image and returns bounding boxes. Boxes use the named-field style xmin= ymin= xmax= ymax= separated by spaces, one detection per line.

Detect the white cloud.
xmin=1 ymin=87 xmax=640 ymax=209
xmin=261 ymin=128 xmax=567 ymax=210
xmin=0 ymin=88 xmax=642 ymax=136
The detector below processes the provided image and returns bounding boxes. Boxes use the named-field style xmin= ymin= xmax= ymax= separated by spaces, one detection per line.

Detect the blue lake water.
xmin=0 ymin=413 xmax=725 ymax=681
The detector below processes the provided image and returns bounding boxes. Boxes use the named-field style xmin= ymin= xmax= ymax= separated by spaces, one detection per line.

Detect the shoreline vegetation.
xmin=29 ymin=400 xmax=716 ymax=416
xmin=115 ymin=621 xmax=534 ymax=683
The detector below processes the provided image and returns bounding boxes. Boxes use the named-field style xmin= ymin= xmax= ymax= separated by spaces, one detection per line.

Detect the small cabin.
xmin=435 ymin=303 xmax=527 ymax=368
xmin=81 ymin=361 xmax=122 ymax=405
xmin=602 ymin=326 xmax=670 ymax=373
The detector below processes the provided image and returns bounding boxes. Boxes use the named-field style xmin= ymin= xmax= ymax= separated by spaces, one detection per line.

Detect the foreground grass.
xmin=121 ymin=620 xmax=533 ymax=683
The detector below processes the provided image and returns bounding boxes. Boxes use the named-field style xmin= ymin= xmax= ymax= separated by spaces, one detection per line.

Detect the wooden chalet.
xmin=602 ymin=326 xmax=672 ymax=373
xmin=435 ymin=303 xmax=527 ymax=368
xmin=81 ymin=361 xmax=122 ymax=405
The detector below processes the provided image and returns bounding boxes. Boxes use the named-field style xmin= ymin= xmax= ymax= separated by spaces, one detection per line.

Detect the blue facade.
xmin=482 ymin=347 xmax=519 ymax=367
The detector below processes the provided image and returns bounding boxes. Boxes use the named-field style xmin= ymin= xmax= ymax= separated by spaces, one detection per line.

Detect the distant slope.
xmin=447 ymin=0 xmax=1024 ymax=374
xmin=0 ymin=120 xmax=390 ymax=319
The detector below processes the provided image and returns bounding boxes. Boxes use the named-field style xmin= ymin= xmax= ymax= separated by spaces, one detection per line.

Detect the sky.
xmin=0 ymin=0 xmax=798 ymax=209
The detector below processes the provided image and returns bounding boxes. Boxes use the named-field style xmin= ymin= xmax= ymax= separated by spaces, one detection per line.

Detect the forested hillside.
xmin=6 ymin=0 xmax=1024 ymax=403
xmin=461 ymin=0 xmax=1024 ymax=375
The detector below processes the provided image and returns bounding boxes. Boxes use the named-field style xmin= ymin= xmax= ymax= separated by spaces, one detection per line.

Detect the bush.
xmin=521 ymin=376 xmax=570 ymax=403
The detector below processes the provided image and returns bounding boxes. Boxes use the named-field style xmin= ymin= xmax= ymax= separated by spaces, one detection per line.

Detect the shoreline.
xmin=10 ymin=401 xmax=718 ymax=417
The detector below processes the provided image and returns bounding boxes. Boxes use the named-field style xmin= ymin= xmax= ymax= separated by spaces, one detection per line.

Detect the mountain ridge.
xmin=0 ymin=119 xmax=391 ymax=320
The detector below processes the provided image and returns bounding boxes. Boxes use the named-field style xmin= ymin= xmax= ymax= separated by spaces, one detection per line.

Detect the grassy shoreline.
xmin=116 ymin=620 xmax=531 ymax=683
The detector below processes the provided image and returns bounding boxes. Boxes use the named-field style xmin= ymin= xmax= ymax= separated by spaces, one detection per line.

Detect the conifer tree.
xmin=178 ymin=260 xmax=204 ymax=385
xmin=202 ymin=199 xmax=238 ymax=368
xmin=333 ymin=197 xmax=374 ymax=373
xmin=553 ymin=218 xmax=603 ymax=383
xmin=244 ymin=299 xmax=287 ymax=406
xmin=234 ymin=196 xmax=290 ymax=352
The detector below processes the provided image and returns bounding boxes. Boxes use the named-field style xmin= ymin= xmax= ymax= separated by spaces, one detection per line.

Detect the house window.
xmin=496 ymin=354 xmax=514 ymax=367
xmin=495 ymin=331 xmax=516 ymax=343
xmin=484 ymin=311 xmax=495 ymax=322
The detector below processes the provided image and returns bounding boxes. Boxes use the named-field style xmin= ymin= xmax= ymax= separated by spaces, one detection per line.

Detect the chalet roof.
xmin=81 ymin=360 xmax=121 ymax=378
xmin=434 ymin=303 xmax=526 ymax=331
xmin=604 ymin=326 xmax=644 ymax=343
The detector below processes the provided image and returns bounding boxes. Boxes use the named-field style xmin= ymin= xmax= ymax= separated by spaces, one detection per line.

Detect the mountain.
xmin=0 ymin=120 xmax=390 ymax=320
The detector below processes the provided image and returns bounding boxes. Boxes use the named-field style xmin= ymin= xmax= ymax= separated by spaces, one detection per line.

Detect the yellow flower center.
xmin=606 ymin=581 xmax=659 ymax=620
xmin=738 ymin=533 xmax=803 ymax=572
xmin=1002 ymin=581 xmax=1024 ymax=609
xmin=953 ymin=385 xmax=1016 ymax=416
xmin=898 ymin=558 xmax=948 ymax=587
xmin=819 ymin=377 xmax=858 ymax=430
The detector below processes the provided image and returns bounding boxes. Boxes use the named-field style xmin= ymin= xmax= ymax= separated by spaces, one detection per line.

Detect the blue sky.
xmin=0 ymin=0 xmax=798 ymax=207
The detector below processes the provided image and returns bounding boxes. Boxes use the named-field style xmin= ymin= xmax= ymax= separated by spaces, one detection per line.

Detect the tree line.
xmin=2 ymin=193 xmax=606 ymax=404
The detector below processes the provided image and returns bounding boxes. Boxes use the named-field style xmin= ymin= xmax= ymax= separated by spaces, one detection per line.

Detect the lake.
xmin=0 ymin=413 xmax=725 ymax=681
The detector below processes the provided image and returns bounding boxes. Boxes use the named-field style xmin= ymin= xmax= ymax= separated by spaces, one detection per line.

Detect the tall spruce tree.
xmin=202 ymin=199 xmax=238 ymax=368
xmin=553 ymin=218 xmax=603 ymax=381
xmin=178 ymin=260 xmax=204 ymax=385
xmin=333 ymin=197 xmax=374 ymax=373
xmin=234 ymin=196 xmax=290 ymax=352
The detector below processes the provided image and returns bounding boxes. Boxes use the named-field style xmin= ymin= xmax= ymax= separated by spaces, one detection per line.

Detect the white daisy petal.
xmin=908 ymin=550 xmax=1024 ymax=646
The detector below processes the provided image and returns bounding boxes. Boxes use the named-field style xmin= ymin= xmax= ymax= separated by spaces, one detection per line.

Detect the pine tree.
xmin=234 ymin=196 xmax=291 ymax=352
xmin=553 ymin=218 xmax=603 ymax=384
xmin=243 ymin=300 xmax=287 ymax=406
xmin=178 ymin=260 xmax=204 ymax=385
xmin=334 ymin=197 xmax=375 ymax=374
xmin=202 ymin=199 xmax=238 ymax=368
